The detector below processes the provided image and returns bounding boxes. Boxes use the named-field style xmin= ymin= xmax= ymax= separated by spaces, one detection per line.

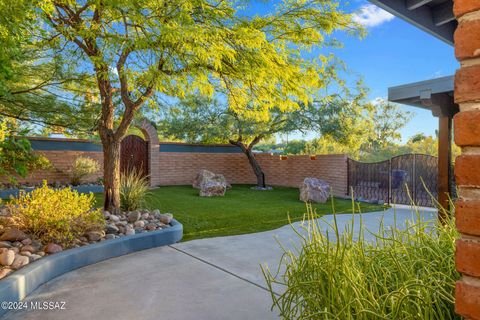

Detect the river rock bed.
xmin=0 ymin=209 xmax=173 ymax=280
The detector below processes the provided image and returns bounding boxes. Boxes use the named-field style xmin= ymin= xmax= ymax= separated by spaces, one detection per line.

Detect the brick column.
xmin=138 ymin=119 xmax=161 ymax=187
xmin=453 ymin=1 xmax=480 ymax=318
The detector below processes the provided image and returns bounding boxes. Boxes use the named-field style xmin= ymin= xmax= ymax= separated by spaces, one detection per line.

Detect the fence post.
xmin=388 ymin=158 xmax=392 ymax=204
xmin=412 ymin=154 xmax=416 ymax=205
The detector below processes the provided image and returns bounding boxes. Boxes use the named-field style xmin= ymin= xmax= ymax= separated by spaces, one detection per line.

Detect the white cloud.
xmin=352 ymin=4 xmax=395 ymax=28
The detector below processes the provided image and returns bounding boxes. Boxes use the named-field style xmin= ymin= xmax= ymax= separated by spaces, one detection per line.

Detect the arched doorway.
xmin=120 ymin=135 xmax=149 ymax=178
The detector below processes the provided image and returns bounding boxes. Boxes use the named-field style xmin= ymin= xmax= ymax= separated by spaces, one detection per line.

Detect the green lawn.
xmin=95 ymin=185 xmax=385 ymax=241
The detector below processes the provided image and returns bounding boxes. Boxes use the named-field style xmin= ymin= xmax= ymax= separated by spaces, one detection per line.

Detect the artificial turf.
xmin=95 ymin=185 xmax=385 ymax=241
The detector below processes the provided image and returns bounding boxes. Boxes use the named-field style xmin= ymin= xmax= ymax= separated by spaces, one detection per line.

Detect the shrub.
xmin=69 ymin=157 xmax=99 ymax=186
xmin=120 ymin=169 xmax=150 ymax=211
xmin=263 ymin=204 xmax=460 ymax=320
xmin=6 ymin=182 xmax=105 ymax=247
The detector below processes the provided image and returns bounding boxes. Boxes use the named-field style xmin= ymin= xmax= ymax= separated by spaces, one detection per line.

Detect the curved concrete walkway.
xmin=2 ymin=206 xmax=436 ymax=320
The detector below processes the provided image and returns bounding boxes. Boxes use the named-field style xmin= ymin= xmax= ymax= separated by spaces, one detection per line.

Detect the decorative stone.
xmin=125 ymin=226 xmax=135 ymax=236
xmin=21 ymin=238 xmax=32 ymax=246
xmin=105 ymin=224 xmax=119 ymax=234
xmin=21 ymin=245 xmax=36 ymax=253
xmin=199 ymin=181 xmax=226 ymax=197
xmin=103 ymin=211 xmax=111 ymax=219
xmin=0 ymin=241 xmax=12 ymax=249
xmin=0 ymin=228 xmax=28 ymax=242
xmin=134 ymin=220 xmax=145 ymax=229
xmin=128 ymin=211 xmax=141 ymax=223
xmin=159 ymin=213 xmax=173 ymax=225
xmin=146 ymin=223 xmax=157 ymax=231
xmin=30 ymin=254 xmax=42 ymax=261
xmin=11 ymin=255 xmax=29 ymax=270
xmin=193 ymin=169 xmax=230 ymax=191
xmin=299 ymin=178 xmax=330 ymax=204
xmin=152 ymin=209 xmax=161 ymax=218
xmin=44 ymin=243 xmax=63 ymax=254
xmin=105 ymin=234 xmax=115 ymax=240
xmin=0 ymin=268 xmax=12 ymax=279
xmin=109 ymin=215 xmax=120 ymax=222
xmin=20 ymin=251 xmax=31 ymax=257
xmin=86 ymin=230 xmax=105 ymax=242
xmin=0 ymin=249 xmax=15 ymax=266
xmin=141 ymin=213 xmax=150 ymax=220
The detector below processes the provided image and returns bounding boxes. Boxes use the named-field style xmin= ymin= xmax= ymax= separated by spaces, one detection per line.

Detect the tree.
xmin=22 ymin=0 xmax=361 ymax=210
xmin=0 ymin=118 xmax=50 ymax=185
xmin=159 ymin=85 xmax=372 ymax=187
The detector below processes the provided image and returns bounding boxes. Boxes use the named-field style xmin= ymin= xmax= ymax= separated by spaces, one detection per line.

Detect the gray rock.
xmin=0 ymin=241 xmax=12 ymax=249
xmin=141 ymin=213 xmax=150 ymax=220
xmin=0 ymin=228 xmax=28 ymax=242
xmin=128 ymin=211 xmax=141 ymax=223
xmin=152 ymin=209 xmax=161 ymax=219
xmin=21 ymin=238 xmax=32 ymax=245
xmin=86 ymin=230 xmax=105 ymax=242
xmin=30 ymin=254 xmax=42 ymax=261
xmin=299 ymin=178 xmax=330 ymax=204
xmin=109 ymin=214 xmax=120 ymax=222
xmin=158 ymin=213 xmax=173 ymax=225
xmin=193 ymin=169 xmax=231 ymax=190
xmin=134 ymin=220 xmax=145 ymax=229
xmin=11 ymin=255 xmax=29 ymax=270
xmin=0 ymin=249 xmax=15 ymax=266
xmin=105 ymin=234 xmax=116 ymax=240
xmin=105 ymin=224 xmax=119 ymax=234
xmin=199 ymin=181 xmax=226 ymax=197
xmin=125 ymin=226 xmax=135 ymax=236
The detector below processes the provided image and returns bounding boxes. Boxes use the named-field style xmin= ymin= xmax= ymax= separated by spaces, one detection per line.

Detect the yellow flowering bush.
xmin=7 ymin=182 xmax=105 ymax=247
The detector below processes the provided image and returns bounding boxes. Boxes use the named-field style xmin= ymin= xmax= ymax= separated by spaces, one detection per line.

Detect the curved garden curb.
xmin=0 ymin=219 xmax=182 ymax=317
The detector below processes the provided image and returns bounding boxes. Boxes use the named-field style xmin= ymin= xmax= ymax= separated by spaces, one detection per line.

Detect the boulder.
xmin=0 ymin=228 xmax=28 ymax=242
xmin=193 ymin=169 xmax=230 ymax=189
xmin=299 ymin=178 xmax=330 ymax=204
xmin=199 ymin=181 xmax=226 ymax=197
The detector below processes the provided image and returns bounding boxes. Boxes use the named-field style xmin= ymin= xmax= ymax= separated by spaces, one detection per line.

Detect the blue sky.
xmin=338 ymin=0 xmax=458 ymax=142
xmin=248 ymin=0 xmax=458 ymax=143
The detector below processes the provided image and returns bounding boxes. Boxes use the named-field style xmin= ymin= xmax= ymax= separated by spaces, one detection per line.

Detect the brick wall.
xmin=453 ymin=1 xmax=480 ymax=318
xmin=158 ymin=153 xmax=348 ymax=196
xmin=5 ymin=151 xmax=104 ymax=186
xmin=3 ymin=140 xmax=348 ymax=197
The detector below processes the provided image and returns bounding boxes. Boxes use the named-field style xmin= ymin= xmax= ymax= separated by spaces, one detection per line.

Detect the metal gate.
xmin=120 ymin=135 xmax=149 ymax=178
xmin=347 ymin=154 xmax=438 ymax=207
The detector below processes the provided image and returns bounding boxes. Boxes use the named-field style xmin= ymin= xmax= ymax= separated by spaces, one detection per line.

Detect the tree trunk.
xmin=245 ymin=147 xmax=266 ymax=188
xmin=102 ymin=139 xmax=121 ymax=214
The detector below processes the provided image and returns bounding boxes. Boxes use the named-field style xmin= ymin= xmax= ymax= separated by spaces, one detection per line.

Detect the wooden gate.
xmin=120 ymin=135 xmax=149 ymax=178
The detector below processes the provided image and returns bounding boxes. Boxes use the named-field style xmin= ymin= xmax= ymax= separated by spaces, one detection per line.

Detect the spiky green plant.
xmin=120 ymin=169 xmax=150 ymax=211
xmin=263 ymin=201 xmax=460 ymax=320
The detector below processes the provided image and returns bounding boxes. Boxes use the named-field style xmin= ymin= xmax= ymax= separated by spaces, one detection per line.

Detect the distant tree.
xmin=159 ymin=85 xmax=372 ymax=187
xmin=367 ymin=100 xmax=413 ymax=149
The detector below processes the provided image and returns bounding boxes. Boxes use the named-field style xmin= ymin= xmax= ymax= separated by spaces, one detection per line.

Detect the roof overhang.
xmin=368 ymin=0 xmax=456 ymax=45
xmin=388 ymin=75 xmax=458 ymax=117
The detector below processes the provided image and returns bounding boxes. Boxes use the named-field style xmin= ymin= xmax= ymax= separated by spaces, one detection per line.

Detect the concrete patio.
xmin=2 ymin=206 xmax=437 ymax=320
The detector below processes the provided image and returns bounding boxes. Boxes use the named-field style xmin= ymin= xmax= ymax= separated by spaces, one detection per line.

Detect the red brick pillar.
xmin=138 ymin=119 xmax=161 ymax=187
xmin=453 ymin=1 xmax=480 ymax=318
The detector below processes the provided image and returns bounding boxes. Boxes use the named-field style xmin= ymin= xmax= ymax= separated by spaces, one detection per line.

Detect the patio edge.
xmin=0 ymin=219 xmax=183 ymax=317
